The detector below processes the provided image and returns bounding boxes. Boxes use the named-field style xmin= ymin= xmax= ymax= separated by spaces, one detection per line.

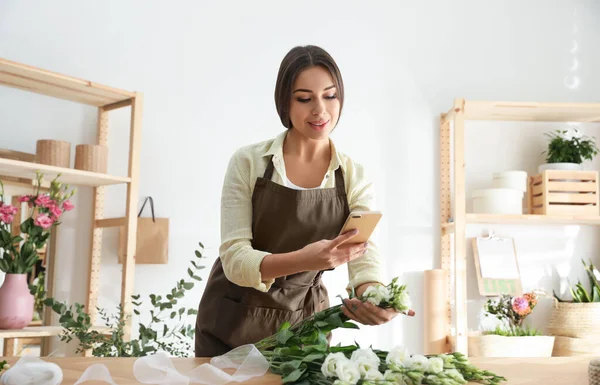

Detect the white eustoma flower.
xmin=393 ymin=291 xmax=412 ymax=311
xmin=335 ymin=359 xmax=361 ymax=385
xmin=322 ymin=352 xmax=347 ymax=378
xmin=384 ymin=370 xmax=407 ymax=384
xmin=407 ymin=354 xmax=430 ymax=372
xmin=363 ymin=285 xmax=391 ymax=306
xmin=333 ymin=380 xmax=352 ymax=385
xmin=427 ymin=357 xmax=444 ymax=374
xmin=350 ymin=348 xmax=380 ymax=365
xmin=385 ymin=346 xmax=410 ymax=368
xmin=445 ymin=368 xmax=467 ymax=383
xmin=353 ymin=356 xmax=383 ymax=380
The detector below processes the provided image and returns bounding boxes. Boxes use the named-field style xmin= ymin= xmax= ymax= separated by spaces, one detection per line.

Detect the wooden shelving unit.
xmin=0 ymin=57 xmax=143 ymax=357
xmin=437 ymin=98 xmax=600 ymax=356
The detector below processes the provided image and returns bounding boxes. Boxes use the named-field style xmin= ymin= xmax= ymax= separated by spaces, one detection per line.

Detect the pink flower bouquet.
xmin=0 ymin=172 xmax=76 ymax=274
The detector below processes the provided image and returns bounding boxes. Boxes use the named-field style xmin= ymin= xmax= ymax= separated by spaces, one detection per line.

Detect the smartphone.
xmin=338 ymin=211 xmax=382 ymax=243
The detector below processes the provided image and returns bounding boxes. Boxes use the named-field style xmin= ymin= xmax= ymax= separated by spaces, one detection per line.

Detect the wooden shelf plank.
xmin=468 ymin=213 xmax=600 ymax=225
xmin=0 ymin=325 xmax=111 ymax=339
xmin=0 ymin=158 xmax=130 ymax=187
xmin=0 ymin=57 xmax=134 ymax=107
xmin=462 ymin=100 xmax=600 ymax=122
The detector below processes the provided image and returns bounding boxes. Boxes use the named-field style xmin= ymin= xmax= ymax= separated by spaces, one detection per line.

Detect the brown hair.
xmin=274 ymin=45 xmax=344 ymax=129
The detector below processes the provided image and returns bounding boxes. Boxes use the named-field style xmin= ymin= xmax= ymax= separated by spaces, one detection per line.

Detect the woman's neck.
xmin=282 ymin=129 xmax=331 ymax=163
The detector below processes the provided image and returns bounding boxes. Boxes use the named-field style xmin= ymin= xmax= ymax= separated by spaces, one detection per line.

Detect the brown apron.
xmin=194 ymin=155 xmax=350 ymax=357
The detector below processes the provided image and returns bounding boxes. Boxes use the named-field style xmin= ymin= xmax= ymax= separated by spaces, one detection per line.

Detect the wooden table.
xmin=0 ymin=356 xmax=593 ymax=384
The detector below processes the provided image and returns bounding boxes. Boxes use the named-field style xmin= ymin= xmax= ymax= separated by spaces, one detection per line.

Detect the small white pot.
xmin=492 ymin=171 xmax=528 ymax=193
xmin=538 ymin=162 xmax=582 ymax=173
xmin=472 ymin=188 xmax=524 ymax=215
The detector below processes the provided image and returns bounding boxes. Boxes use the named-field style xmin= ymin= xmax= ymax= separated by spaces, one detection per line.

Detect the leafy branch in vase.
xmin=39 ymin=242 xmax=206 ymax=357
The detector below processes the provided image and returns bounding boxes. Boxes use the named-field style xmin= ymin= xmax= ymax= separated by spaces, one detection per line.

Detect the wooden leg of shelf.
xmin=84 ymin=107 xmax=110 ymax=357
xmin=439 ymin=114 xmax=452 ymax=353
xmin=453 ymin=99 xmax=468 ymax=355
xmin=121 ymin=93 xmax=144 ymax=340
xmin=3 ymin=338 xmax=15 ymax=357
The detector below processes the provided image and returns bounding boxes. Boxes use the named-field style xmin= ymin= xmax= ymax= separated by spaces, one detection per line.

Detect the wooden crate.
xmin=528 ymin=170 xmax=599 ymax=216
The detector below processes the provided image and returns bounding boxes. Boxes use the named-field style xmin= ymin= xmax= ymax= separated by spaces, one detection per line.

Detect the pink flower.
xmin=34 ymin=214 xmax=54 ymax=229
xmin=62 ymin=200 xmax=75 ymax=211
xmin=34 ymin=194 xmax=52 ymax=207
xmin=49 ymin=204 xmax=63 ymax=219
xmin=18 ymin=195 xmax=32 ymax=203
xmin=0 ymin=204 xmax=17 ymax=224
xmin=512 ymin=297 xmax=531 ymax=316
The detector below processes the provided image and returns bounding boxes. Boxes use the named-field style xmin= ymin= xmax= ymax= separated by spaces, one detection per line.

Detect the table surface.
xmin=0 ymin=356 xmax=594 ymax=384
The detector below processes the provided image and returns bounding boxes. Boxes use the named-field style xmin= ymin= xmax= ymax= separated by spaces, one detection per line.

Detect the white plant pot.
xmin=472 ymin=188 xmax=524 ymax=215
xmin=538 ymin=162 xmax=582 ymax=174
xmin=468 ymin=333 xmax=555 ymax=357
xmin=492 ymin=171 xmax=528 ymax=193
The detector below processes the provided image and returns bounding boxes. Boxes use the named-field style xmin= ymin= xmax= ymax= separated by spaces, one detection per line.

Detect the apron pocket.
xmin=212 ymin=297 xmax=305 ymax=348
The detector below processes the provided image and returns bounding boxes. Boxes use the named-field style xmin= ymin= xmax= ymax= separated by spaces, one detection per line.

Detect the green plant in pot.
xmin=539 ymin=128 xmax=599 ymax=173
xmin=554 ymin=259 xmax=600 ymax=303
xmin=0 ymin=172 xmax=75 ymax=329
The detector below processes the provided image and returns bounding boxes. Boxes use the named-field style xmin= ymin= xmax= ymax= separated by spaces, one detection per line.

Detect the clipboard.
xmin=472 ymin=230 xmax=523 ymax=296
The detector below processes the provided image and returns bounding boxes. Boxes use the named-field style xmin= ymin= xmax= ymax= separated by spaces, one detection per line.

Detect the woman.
xmin=195 ymin=45 xmax=409 ymax=357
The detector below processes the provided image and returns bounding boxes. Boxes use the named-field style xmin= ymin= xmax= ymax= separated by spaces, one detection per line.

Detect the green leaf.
xmin=188 ymin=268 xmax=194 ymax=277
xmin=342 ymin=321 xmax=360 ymax=329
xmin=301 ymin=353 xmax=324 ymax=362
xmin=192 ymin=275 xmax=202 ymax=281
xmin=187 ymin=308 xmax=198 ymax=315
xmin=314 ymin=321 xmax=328 ymax=328
xmin=195 ymin=250 xmax=202 ymax=258
xmin=170 ymin=312 xmax=176 ymax=319
xmin=324 ymin=313 xmax=344 ymax=328
xmin=178 ymin=307 xmax=185 ymax=316
xmin=183 ymin=282 xmax=194 ymax=290
xmin=20 ymin=218 xmax=32 ymax=234
xmin=276 ymin=328 xmax=294 ymax=345
xmin=282 ymin=367 xmax=305 ymax=383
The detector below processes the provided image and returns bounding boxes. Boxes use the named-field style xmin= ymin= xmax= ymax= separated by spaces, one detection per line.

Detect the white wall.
xmin=0 ymin=0 xmax=599 ymax=356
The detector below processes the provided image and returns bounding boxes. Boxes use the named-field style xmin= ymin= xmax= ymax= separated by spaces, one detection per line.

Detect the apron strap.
xmin=263 ymin=155 xmax=275 ymax=180
xmin=334 ymin=166 xmax=345 ymax=194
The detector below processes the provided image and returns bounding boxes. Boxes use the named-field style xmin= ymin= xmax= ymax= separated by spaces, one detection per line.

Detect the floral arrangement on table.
xmin=554 ymin=259 xmax=600 ymax=303
xmin=0 ymin=172 xmax=76 ymax=274
xmin=483 ymin=292 xmax=540 ymax=337
xmin=542 ymin=127 xmax=599 ymax=164
xmin=257 ymin=278 xmax=506 ymax=385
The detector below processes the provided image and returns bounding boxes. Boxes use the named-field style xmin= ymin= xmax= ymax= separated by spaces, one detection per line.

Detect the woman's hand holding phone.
xmin=301 ymin=229 xmax=368 ymax=271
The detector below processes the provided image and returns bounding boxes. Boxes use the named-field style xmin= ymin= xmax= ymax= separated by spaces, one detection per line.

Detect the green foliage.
xmin=554 ymin=259 xmax=600 ymax=303
xmin=41 ymin=242 xmax=206 ymax=357
xmin=484 ymin=325 xmax=541 ymax=337
xmin=542 ymin=128 xmax=599 ymax=164
xmin=28 ymin=270 xmax=46 ymax=320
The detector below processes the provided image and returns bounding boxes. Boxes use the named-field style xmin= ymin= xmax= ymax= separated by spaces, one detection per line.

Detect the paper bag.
xmin=118 ymin=196 xmax=169 ymax=264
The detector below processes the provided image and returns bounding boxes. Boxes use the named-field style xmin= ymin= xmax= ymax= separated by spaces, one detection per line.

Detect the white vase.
xmin=537 ymin=162 xmax=582 ymax=174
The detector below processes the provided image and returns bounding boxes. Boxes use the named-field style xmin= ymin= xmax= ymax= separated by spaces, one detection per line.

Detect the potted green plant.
xmin=548 ymin=259 xmax=600 ymax=356
xmin=0 ymin=172 xmax=75 ymax=329
xmin=469 ymin=291 xmax=555 ymax=357
xmin=539 ymin=127 xmax=599 ymax=173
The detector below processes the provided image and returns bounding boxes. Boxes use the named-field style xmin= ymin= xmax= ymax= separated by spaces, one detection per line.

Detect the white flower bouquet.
xmin=255 ymin=277 xmax=506 ymax=385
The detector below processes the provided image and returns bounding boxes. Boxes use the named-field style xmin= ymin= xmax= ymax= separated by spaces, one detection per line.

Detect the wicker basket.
xmin=591 ymin=358 xmax=600 ymax=385
xmin=74 ymin=144 xmax=108 ymax=173
xmin=468 ymin=332 xmax=555 ymax=357
xmin=35 ymin=139 xmax=71 ymax=168
xmin=552 ymin=336 xmax=600 ymax=357
xmin=547 ymin=301 xmax=600 ymax=339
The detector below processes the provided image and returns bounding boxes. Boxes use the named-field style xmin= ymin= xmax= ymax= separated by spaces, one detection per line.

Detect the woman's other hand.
xmin=301 ymin=229 xmax=367 ymax=271
xmin=341 ymin=283 xmax=416 ymax=326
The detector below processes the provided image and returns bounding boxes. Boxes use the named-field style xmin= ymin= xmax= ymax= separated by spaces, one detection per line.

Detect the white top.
xmin=282 ymin=172 xmax=325 ymax=190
